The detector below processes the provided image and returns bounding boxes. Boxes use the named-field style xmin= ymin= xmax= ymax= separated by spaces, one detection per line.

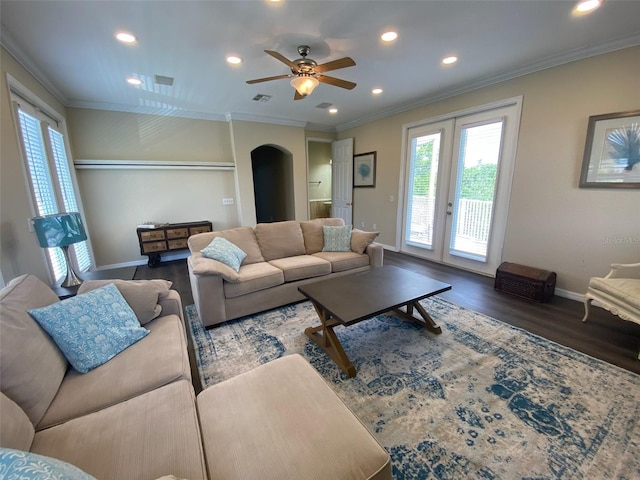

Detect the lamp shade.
xmin=290 ymin=76 xmax=319 ymax=96
xmin=32 ymin=212 xmax=87 ymax=248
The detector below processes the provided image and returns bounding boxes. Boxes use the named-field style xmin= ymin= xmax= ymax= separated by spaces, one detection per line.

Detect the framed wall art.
xmin=579 ymin=110 xmax=640 ymax=188
xmin=353 ymin=151 xmax=376 ymax=187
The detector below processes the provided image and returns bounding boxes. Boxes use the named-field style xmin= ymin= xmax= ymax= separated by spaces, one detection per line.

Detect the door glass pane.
xmin=406 ymin=132 xmax=441 ymax=248
xmin=450 ymin=120 xmax=503 ymax=261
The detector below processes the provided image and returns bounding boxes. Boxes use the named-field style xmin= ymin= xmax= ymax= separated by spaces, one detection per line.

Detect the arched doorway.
xmin=251 ymin=145 xmax=294 ymax=223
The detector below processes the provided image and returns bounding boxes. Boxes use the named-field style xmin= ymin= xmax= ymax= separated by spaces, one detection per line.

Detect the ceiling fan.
xmin=246 ymin=45 xmax=356 ymax=100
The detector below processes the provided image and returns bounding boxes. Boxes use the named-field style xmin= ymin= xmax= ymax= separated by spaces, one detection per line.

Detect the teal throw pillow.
xmin=322 ymin=225 xmax=353 ymax=252
xmin=28 ymin=283 xmax=149 ymax=374
xmin=0 ymin=448 xmax=97 ymax=479
xmin=201 ymin=236 xmax=247 ymax=272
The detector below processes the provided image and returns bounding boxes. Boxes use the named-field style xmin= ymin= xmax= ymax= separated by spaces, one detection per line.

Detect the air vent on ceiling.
xmin=154 ymin=74 xmax=174 ymax=86
xmin=315 ymin=102 xmax=333 ymax=109
xmin=252 ymin=94 xmax=272 ymax=102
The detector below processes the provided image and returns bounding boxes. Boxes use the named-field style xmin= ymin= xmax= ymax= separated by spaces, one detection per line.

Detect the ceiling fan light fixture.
xmin=290 ymin=76 xmax=319 ymax=96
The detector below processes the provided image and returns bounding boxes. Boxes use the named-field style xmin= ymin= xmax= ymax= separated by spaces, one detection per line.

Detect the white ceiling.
xmin=2 ymin=0 xmax=639 ymax=132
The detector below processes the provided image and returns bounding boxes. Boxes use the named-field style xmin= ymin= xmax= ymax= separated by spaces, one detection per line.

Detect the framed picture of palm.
xmin=579 ymin=110 xmax=640 ymax=188
xmin=354 ymin=152 xmax=376 ymax=187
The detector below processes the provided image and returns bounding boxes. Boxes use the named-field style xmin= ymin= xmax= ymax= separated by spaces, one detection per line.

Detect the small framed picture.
xmin=353 ymin=152 xmax=376 ymax=187
xmin=579 ymin=110 xmax=640 ymax=188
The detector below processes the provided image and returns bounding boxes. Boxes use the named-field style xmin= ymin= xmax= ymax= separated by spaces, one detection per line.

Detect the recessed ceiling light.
xmin=381 ymin=31 xmax=398 ymax=42
xmin=573 ymin=0 xmax=602 ymax=14
xmin=442 ymin=56 xmax=458 ymax=65
xmin=226 ymin=55 xmax=243 ymax=65
xmin=372 ymin=88 xmax=383 ymax=95
xmin=126 ymin=77 xmax=142 ymax=86
xmin=115 ymin=31 xmax=137 ymax=44
xmin=328 ymin=107 xmax=338 ymax=114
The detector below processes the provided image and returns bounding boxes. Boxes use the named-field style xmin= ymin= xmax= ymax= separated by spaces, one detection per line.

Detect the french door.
xmin=401 ymin=99 xmax=521 ymax=275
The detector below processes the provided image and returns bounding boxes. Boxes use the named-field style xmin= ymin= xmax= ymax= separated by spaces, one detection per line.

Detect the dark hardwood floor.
xmin=134 ymin=251 xmax=640 ymax=375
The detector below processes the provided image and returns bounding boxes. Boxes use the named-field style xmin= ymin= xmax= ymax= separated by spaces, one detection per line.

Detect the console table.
xmin=136 ymin=221 xmax=212 ymax=267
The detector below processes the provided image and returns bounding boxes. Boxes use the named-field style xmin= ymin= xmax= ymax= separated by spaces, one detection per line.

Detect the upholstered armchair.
xmin=582 ymin=262 xmax=640 ymax=359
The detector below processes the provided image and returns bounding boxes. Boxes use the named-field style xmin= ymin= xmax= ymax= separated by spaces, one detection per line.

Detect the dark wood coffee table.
xmin=298 ymin=265 xmax=452 ymax=377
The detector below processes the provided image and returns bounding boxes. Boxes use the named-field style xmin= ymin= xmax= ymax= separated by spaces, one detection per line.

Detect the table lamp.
xmin=32 ymin=212 xmax=87 ymax=287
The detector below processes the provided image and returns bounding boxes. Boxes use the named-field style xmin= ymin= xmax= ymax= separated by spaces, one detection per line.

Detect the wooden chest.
xmin=494 ymin=262 xmax=556 ymax=303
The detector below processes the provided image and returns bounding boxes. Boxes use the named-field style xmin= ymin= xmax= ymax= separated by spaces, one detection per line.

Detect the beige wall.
xmin=229 ymin=120 xmax=309 ymax=226
xmin=0 ymin=46 xmax=68 ymax=283
xmin=340 ymin=46 xmax=640 ymax=295
xmin=308 ymin=141 xmax=333 ymax=201
xmin=67 ymin=108 xmax=238 ymax=267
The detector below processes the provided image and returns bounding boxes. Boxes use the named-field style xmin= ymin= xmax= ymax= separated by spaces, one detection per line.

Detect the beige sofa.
xmin=188 ymin=218 xmax=383 ymax=327
xmin=0 ymin=274 xmax=391 ymax=480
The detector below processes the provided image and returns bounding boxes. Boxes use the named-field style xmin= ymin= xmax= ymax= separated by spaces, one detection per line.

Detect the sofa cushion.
xmin=300 ymin=218 xmax=345 ymax=254
xmin=323 ymin=225 xmax=353 ymax=252
xmin=255 ymin=221 xmax=306 ymax=261
xmin=0 ymin=448 xmax=97 ymax=480
xmin=31 ymin=380 xmax=207 ymax=480
xmin=313 ymin=251 xmax=371 ymax=272
xmin=0 ymin=274 xmax=67 ymax=426
xmin=351 ymin=229 xmax=380 ymax=254
xmin=196 ymin=354 xmax=391 ymax=480
xmin=38 ymin=314 xmax=190 ymax=430
xmin=77 ymin=279 xmax=172 ymax=325
xmin=0 ymin=393 xmax=34 ymax=451
xmin=268 ymin=255 xmax=331 ymax=282
xmin=28 ymin=284 xmax=150 ymax=374
xmin=223 ymin=262 xmax=284 ymax=299
xmin=201 ymin=237 xmax=247 ymax=272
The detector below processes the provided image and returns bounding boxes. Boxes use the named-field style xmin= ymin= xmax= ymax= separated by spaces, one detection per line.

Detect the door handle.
xmin=347 ymin=202 xmax=352 ymax=206
xmin=447 ymin=202 xmax=452 ymax=215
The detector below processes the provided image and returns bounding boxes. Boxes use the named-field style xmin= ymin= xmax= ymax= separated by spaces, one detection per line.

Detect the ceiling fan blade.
xmin=264 ymin=50 xmax=298 ymax=71
xmin=246 ymin=74 xmax=292 ymax=84
xmin=314 ymin=57 xmax=356 ymax=73
xmin=317 ymin=75 xmax=357 ymax=90
xmin=294 ymin=90 xmax=305 ymax=101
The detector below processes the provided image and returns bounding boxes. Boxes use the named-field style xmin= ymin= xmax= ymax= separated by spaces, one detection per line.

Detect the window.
xmin=11 ymin=88 xmax=92 ymax=281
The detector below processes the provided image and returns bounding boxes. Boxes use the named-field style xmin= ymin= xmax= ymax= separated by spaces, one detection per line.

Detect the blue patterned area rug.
xmin=185 ymin=298 xmax=640 ymax=479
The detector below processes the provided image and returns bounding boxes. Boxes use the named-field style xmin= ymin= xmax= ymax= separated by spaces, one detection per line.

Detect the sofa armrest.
xmin=365 ymin=242 xmax=384 ymax=268
xmin=158 ymin=290 xmax=184 ymax=323
xmin=188 ymin=256 xmax=228 ymax=327
xmin=606 ymin=262 xmax=640 ymax=279
xmin=189 ymin=252 xmax=240 ymax=282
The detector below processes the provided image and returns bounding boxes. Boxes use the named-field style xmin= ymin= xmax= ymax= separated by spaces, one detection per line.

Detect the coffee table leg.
xmin=394 ymin=300 xmax=442 ymax=334
xmin=305 ymin=302 xmax=357 ymax=377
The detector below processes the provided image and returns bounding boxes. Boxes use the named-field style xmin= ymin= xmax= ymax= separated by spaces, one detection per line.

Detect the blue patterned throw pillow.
xmin=322 ymin=225 xmax=353 ymax=252
xmin=0 ymin=448 xmax=97 ymax=479
xmin=28 ymin=283 xmax=149 ymax=374
xmin=201 ymin=236 xmax=247 ymax=272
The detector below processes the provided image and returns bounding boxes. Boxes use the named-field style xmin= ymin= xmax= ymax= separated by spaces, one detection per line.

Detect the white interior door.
xmin=401 ymin=99 xmax=521 ymax=276
xmin=331 ymin=138 xmax=353 ymax=224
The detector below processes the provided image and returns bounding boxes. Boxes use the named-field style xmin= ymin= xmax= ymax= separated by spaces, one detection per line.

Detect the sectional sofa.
xmin=188 ymin=218 xmax=383 ymax=327
xmin=0 ymin=273 xmax=392 ymax=480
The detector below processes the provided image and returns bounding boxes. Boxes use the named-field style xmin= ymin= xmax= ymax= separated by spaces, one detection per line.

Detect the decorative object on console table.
xmin=32 ymin=212 xmax=87 ymax=287
xmin=494 ymin=262 xmax=556 ymax=303
xmin=137 ymin=221 xmax=212 ymax=267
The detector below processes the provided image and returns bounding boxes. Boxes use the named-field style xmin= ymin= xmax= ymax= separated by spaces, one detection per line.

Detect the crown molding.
xmin=335 ymin=34 xmax=640 ymax=132
xmin=224 ymin=112 xmax=307 ymax=128
xmin=0 ymin=26 xmax=68 ymax=104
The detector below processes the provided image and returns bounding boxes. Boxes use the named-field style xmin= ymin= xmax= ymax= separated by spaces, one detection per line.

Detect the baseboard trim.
xmin=96 ymin=251 xmax=190 ymax=271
